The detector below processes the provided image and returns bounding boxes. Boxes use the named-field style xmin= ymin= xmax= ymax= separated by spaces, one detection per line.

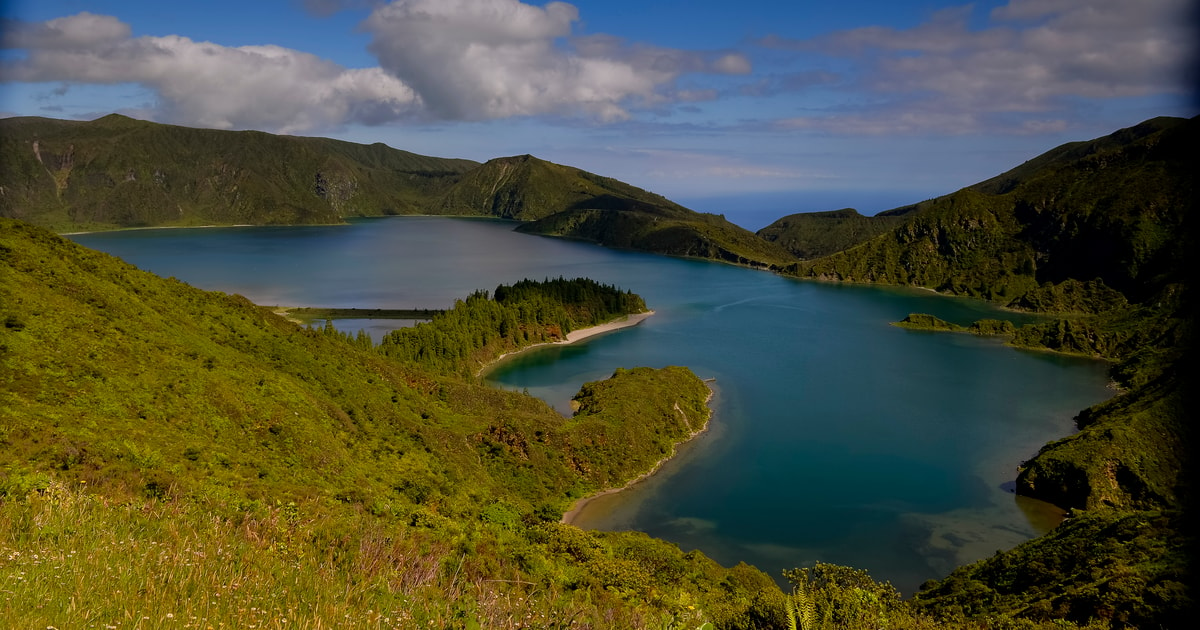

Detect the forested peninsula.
xmin=1 ymin=114 xmax=1195 ymax=627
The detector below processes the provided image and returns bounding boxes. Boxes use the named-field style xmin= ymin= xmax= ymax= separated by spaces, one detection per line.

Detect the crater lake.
xmin=71 ymin=216 xmax=1113 ymax=594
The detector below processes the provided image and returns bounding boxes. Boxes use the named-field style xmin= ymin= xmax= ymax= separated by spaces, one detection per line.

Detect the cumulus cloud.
xmin=2 ymin=2 xmax=751 ymax=130
xmin=362 ymin=0 xmax=748 ymax=121
xmin=0 ymin=13 xmax=417 ymax=133
xmin=763 ymin=0 xmax=1195 ymax=134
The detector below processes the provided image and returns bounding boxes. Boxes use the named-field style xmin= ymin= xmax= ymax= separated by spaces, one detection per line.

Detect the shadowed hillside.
xmin=788 ymin=117 xmax=1195 ymax=309
xmin=0 ymin=114 xmax=478 ymax=230
xmin=756 ymin=208 xmax=904 ymax=259
xmin=775 ymin=117 xmax=1196 ymax=627
xmin=0 ymin=115 xmax=795 ymax=268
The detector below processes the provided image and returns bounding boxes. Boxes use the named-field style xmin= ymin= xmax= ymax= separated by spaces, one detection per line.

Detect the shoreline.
xmin=59 ymin=223 xmax=260 ymax=236
xmin=476 ymin=310 xmax=655 ymax=377
xmin=560 ymin=381 xmax=716 ymax=526
xmin=58 ymin=215 xmax=522 ymax=236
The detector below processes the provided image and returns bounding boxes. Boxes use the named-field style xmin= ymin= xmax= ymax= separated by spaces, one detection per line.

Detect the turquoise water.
xmin=72 ymin=217 xmax=1112 ymax=593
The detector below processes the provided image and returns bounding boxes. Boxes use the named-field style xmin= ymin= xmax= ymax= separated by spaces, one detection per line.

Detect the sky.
xmin=1 ymin=0 xmax=1197 ymax=228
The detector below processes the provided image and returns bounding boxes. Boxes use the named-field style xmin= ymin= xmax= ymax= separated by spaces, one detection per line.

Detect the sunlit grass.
xmin=0 ymin=483 xmax=702 ymax=629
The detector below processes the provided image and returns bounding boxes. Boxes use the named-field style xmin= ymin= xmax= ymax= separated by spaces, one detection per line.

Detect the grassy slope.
xmin=517 ymin=204 xmax=796 ymax=269
xmin=440 ymin=153 xmax=797 ymax=268
xmin=0 ymin=218 xmax=799 ymax=628
xmin=434 ymin=154 xmax=681 ymax=221
xmin=756 ymin=208 xmax=904 ymax=260
xmin=0 ymin=114 xmax=478 ymax=230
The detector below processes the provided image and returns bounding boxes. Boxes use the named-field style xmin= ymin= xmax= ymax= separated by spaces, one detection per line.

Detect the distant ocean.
xmin=676 ymin=189 xmax=940 ymax=231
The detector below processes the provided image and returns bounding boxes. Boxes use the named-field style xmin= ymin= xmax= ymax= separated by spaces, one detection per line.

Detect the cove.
xmin=71 ymin=216 xmax=1113 ymax=594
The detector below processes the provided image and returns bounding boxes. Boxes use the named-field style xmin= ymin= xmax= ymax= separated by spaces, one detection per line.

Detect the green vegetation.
xmin=518 ymin=205 xmax=795 ymax=269
xmin=377 ymin=277 xmax=647 ymax=376
xmin=0 ymin=114 xmax=478 ymax=230
xmin=823 ymin=118 xmax=1197 ymax=627
xmin=1 ymin=218 xmax=807 ymax=628
xmin=756 ymin=208 xmax=904 ymax=260
xmin=285 ymin=307 xmax=444 ymax=320
xmin=3 ymin=114 xmax=1195 ymax=627
xmin=434 ymin=154 xmax=683 ymax=222
xmin=914 ymin=510 xmax=1192 ymax=629
xmin=891 ymin=313 xmax=966 ymax=332
xmin=788 ymin=117 xmax=1194 ymax=309
xmin=0 ymin=114 xmax=789 ymax=268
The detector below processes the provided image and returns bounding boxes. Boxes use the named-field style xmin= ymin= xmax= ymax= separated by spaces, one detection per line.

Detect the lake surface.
xmin=71 ymin=217 xmax=1112 ymax=594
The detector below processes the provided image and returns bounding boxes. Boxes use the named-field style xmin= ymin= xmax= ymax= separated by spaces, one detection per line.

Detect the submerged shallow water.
xmin=72 ymin=217 xmax=1112 ymax=593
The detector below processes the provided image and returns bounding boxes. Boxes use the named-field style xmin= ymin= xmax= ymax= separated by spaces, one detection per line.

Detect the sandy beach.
xmin=477 ymin=310 xmax=655 ymax=376
xmin=560 ymin=381 xmax=715 ymax=525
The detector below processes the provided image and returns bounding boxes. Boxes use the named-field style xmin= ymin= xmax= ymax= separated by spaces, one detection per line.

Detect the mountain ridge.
xmin=0 ymin=114 xmax=789 ymax=268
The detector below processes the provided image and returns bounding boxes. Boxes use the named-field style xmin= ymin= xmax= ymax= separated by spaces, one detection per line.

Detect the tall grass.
xmin=0 ymin=483 xmax=692 ymax=629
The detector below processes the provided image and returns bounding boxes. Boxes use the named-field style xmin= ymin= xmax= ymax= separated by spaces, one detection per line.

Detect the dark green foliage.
xmin=891 ymin=313 xmax=965 ymax=331
xmin=788 ymin=117 xmax=1196 ymax=311
xmin=493 ymin=277 xmax=647 ymax=326
xmin=756 ymin=208 xmax=904 ymax=260
xmin=517 ymin=206 xmax=796 ymax=269
xmin=377 ymin=277 xmax=646 ymax=376
xmin=782 ymin=563 xmax=903 ymax=630
xmin=790 ymin=117 xmax=1195 ymax=628
xmin=969 ymin=319 xmax=1016 ymax=336
xmin=914 ymin=510 xmax=1193 ymax=629
xmin=1009 ymin=279 xmax=1129 ymax=314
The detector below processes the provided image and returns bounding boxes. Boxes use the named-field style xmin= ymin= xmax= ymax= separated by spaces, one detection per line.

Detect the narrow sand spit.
xmin=477 ymin=311 xmax=655 ymax=377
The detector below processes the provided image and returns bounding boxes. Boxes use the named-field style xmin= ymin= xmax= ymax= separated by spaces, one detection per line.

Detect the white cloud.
xmin=1 ymin=13 xmax=417 ymax=133
xmin=362 ymin=0 xmax=747 ymax=121
xmin=2 ymin=2 xmax=751 ymax=130
xmin=763 ymin=0 xmax=1195 ymax=134
xmin=2 ymin=12 xmax=132 ymax=50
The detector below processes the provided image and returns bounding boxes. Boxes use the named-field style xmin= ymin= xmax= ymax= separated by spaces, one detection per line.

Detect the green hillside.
xmin=517 ymin=204 xmax=796 ymax=268
xmin=5 ymin=217 xmax=1161 ymax=629
xmin=788 ymin=117 xmax=1194 ymax=308
xmin=756 ymin=208 xmax=904 ymax=259
xmin=0 ymin=114 xmax=478 ymax=230
xmin=780 ymin=118 xmax=1197 ymax=627
xmin=3 ymin=113 xmax=1195 ymax=626
xmin=0 ymin=115 xmax=794 ymax=269
xmin=0 ymin=217 xmax=801 ymax=627
xmin=434 ymin=154 xmax=680 ymax=221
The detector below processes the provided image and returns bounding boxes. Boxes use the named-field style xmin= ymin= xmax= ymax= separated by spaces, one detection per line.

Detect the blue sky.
xmin=2 ymin=0 xmax=1196 ymax=227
